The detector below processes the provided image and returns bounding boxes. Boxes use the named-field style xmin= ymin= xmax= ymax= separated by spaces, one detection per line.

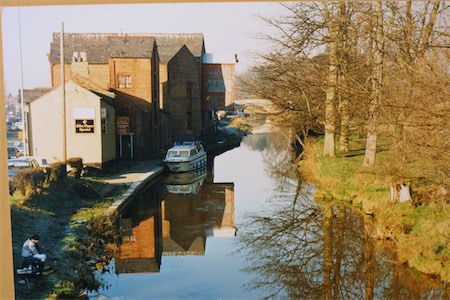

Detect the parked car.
xmin=7 ymin=157 xmax=40 ymax=178
xmin=13 ymin=121 xmax=23 ymax=130
xmin=21 ymin=156 xmax=54 ymax=167
xmin=7 ymin=146 xmax=21 ymax=159
xmin=16 ymin=141 xmax=25 ymax=153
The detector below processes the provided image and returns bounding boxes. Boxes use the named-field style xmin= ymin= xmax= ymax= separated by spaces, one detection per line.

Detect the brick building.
xmin=27 ymin=32 xmax=236 ymax=163
xmin=202 ymin=53 xmax=238 ymax=123
xmin=48 ymin=33 xmax=162 ymax=158
xmin=154 ymin=33 xmax=205 ymax=143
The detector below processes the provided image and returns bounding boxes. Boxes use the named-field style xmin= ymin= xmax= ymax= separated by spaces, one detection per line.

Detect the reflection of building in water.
xmin=162 ymin=181 xmax=235 ymax=256
xmin=114 ymin=173 xmax=236 ymax=274
xmin=114 ymin=185 xmax=163 ymax=274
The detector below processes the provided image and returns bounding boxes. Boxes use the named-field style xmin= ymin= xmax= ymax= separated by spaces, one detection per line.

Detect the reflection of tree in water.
xmin=237 ymin=144 xmax=449 ymax=299
xmin=242 ymin=133 xmax=268 ymax=152
xmin=261 ymin=131 xmax=298 ymax=183
xmin=238 ymin=189 xmax=365 ymax=298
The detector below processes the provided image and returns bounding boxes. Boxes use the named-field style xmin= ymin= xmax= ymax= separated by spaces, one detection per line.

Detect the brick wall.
xmin=51 ymin=63 xmax=109 ymax=89
xmin=109 ymin=58 xmax=153 ymax=103
xmin=202 ymin=63 xmax=235 ymax=111
xmin=165 ymin=46 xmax=202 ymax=140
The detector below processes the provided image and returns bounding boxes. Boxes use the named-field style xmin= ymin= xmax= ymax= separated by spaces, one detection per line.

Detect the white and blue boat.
xmin=163 ymin=140 xmax=207 ymax=173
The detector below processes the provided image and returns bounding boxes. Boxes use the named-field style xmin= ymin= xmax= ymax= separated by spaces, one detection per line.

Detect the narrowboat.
xmin=163 ymin=140 xmax=207 ymax=173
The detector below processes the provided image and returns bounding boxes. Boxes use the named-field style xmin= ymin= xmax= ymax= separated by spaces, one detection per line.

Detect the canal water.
xmin=91 ymin=132 xmax=448 ymax=299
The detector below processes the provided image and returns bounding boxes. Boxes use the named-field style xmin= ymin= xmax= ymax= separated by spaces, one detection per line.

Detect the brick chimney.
xmin=71 ymin=51 xmax=89 ymax=77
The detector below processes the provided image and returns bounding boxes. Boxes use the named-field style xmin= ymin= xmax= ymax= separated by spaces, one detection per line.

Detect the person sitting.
xmin=20 ymin=234 xmax=47 ymax=274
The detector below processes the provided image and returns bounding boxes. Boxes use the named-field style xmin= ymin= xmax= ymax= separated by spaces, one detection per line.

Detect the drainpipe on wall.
xmin=60 ymin=22 xmax=67 ymax=162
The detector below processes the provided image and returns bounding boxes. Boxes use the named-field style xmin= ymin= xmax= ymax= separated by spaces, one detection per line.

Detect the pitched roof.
xmin=70 ymin=73 xmax=115 ymax=99
xmin=107 ymin=36 xmax=156 ymax=58
xmin=19 ymin=88 xmax=53 ymax=104
xmin=148 ymin=33 xmax=205 ymax=63
xmin=49 ymin=33 xmax=115 ymax=64
xmin=49 ymin=32 xmax=204 ymax=64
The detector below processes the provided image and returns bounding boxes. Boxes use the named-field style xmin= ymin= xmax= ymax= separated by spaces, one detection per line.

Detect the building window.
xmin=101 ymin=108 xmax=108 ymax=134
xmin=117 ymin=75 xmax=132 ymax=89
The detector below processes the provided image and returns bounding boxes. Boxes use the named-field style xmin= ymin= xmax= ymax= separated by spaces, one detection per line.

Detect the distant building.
xmin=202 ymin=53 xmax=238 ymax=123
xmin=18 ymin=88 xmax=52 ymax=155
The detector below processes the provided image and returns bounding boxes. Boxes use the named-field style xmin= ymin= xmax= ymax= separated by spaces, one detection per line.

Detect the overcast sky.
xmin=1 ymin=2 xmax=285 ymax=96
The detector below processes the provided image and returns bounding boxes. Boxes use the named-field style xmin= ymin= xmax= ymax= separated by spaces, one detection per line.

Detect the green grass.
xmin=302 ymin=137 xmax=450 ymax=283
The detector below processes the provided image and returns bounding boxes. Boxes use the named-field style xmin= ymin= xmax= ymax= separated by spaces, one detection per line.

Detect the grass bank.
xmin=11 ymin=177 xmax=126 ymax=299
xmin=298 ymin=138 xmax=450 ymax=283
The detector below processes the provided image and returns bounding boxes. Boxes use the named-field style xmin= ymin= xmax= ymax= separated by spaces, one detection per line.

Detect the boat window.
xmin=190 ymin=149 xmax=198 ymax=156
xmin=179 ymin=150 xmax=189 ymax=156
xmin=168 ymin=150 xmax=178 ymax=156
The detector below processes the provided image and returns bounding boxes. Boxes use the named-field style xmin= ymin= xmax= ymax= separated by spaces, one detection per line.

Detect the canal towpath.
xmin=101 ymin=158 xmax=165 ymax=215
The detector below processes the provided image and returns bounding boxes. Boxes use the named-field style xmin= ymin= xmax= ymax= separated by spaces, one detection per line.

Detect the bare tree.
xmin=321 ymin=2 xmax=340 ymax=157
xmin=243 ymin=2 xmax=363 ymax=157
xmin=244 ymin=1 xmax=449 ymax=202
xmin=363 ymin=0 xmax=384 ymax=167
xmin=380 ymin=1 xmax=450 ymax=199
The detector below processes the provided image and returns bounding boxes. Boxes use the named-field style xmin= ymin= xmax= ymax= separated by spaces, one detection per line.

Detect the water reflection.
xmin=115 ymin=182 xmax=163 ymax=274
xmin=96 ymin=132 xmax=448 ymax=299
xmin=164 ymin=167 xmax=207 ymax=195
xmin=237 ymin=133 xmax=449 ymax=299
xmin=115 ymin=162 xmax=236 ymax=274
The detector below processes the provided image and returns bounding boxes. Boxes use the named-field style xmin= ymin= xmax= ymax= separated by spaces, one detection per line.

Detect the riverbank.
xmin=10 ymin=158 xmax=165 ymax=299
xmin=298 ymin=138 xmax=450 ymax=283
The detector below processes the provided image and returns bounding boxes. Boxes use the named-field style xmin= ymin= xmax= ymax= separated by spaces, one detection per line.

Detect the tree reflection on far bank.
xmin=236 ymin=133 xmax=449 ymax=299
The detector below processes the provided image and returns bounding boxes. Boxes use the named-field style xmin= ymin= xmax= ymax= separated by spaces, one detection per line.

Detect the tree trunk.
xmin=394 ymin=1 xmax=413 ymax=161
xmin=323 ymin=4 xmax=339 ymax=158
xmin=363 ymin=1 xmax=384 ymax=167
xmin=338 ymin=0 xmax=350 ymax=154
xmin=339 ymin=97 xmax=350 ymax=154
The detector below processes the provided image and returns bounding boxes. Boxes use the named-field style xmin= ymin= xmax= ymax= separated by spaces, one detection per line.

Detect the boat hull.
xmin=164 ymin=153 xmax=207 ymax=173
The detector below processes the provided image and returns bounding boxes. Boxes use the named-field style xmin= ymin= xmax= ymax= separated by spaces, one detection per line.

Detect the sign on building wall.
xmin=73 ymin=108 xmax=95 ymax=133
xmin=117 ymin=116 xmax=129 ymax=135
xmin=75 ymin=119 xmax=95 ymax=133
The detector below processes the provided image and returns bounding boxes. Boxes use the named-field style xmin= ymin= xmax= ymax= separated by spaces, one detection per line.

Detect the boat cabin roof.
xmin=166 ymin=141 xmax=204 ymax=157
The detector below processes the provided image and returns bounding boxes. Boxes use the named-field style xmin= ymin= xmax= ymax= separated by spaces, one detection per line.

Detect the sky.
xmin=1 ymin=2 xmax=286 ymax=96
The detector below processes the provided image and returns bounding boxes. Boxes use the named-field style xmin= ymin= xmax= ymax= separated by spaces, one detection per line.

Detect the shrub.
xmin=9 ymin=181 xmax=15 ymax=195
xmin=46 ymin=162 xmax=67 ymax=184
xmin=12 ymin=167 xmax=47 ymax=198
xmin=67 ymin=157 xmax=83 ymax=179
